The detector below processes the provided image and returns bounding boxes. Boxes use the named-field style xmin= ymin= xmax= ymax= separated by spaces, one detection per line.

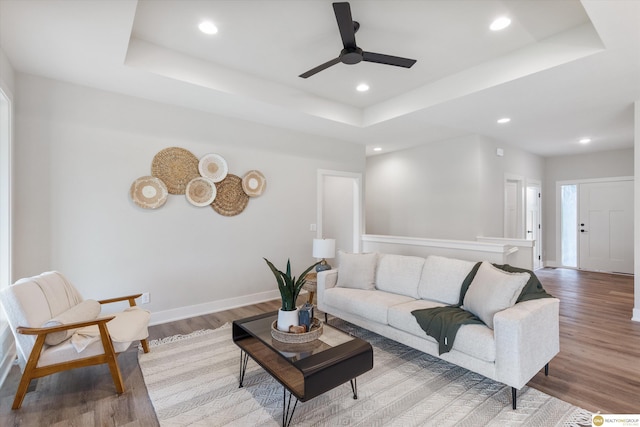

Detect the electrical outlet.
xmin=140 ymin=292 xmax=150 ymax=304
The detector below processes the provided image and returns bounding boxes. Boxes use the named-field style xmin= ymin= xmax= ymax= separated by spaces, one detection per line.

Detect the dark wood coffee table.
xmin=232 ymin=312 xmax=373 ymax=426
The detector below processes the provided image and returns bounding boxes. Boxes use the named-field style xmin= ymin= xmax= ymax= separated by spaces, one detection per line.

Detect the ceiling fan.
xmin=299 ymin=2 xmax=417 ymax=78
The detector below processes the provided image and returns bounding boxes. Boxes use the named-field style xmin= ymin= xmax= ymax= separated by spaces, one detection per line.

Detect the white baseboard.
xmin=149 ymin=289 xmax=282 ymax=326
xmin=633 ymin=308 xmax=640 ymax=323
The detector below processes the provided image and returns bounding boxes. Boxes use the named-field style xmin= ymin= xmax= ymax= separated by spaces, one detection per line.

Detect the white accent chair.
xmin=0 ymin=271 xmax=151 ymax=409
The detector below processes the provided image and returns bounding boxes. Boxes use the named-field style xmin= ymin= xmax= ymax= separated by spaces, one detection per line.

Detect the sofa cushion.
xmin=42 ymin=299 xmax=101 ymax=346
xmin=463 ymin=261 xmax=530 ymax=328
xmin=418 ymin=256 xmax=477 ymax=304
xmin=336 ymin=251 xmax=377 ymax=290
xmin=324 ymin=287 xmax=414 ymax=325
xmin=375 ymin=254 xmax=425 ymax=298
xmin=389 ymin=300 xmax=496 ymax=362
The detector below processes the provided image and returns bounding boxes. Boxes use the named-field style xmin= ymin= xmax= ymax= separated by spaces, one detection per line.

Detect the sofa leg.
xmin=512 ymin=387 xmax=517 ymax=410
xmin=324 ymin=313 xmax=328 ymax=323
xmin=545 ymin=363 xmax=549 ymax=376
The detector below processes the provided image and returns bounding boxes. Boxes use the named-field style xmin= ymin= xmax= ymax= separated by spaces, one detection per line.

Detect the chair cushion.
xmin=375 ymin=254 xmax=424 ymax=298
xmin=38 ymin=336 xmax=132 ymax=368
xmin=463 ymin=262 xmax=530 ymax=328
xmin=418 ymin=256 xmax=476 ymax=304
xmin=336 ymin=251 xmax=377 ymax=290
xmin=42 ymin=299 xmax=101 ymax=345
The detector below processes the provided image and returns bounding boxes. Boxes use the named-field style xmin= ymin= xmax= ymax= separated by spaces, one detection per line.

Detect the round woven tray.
xmin=210 ymin=174 xmax=249 ymax=216
xmin=271 ymin=318 xmax=323 ymax=343
xmin=151 ymin=147 xmax=200 ymax=195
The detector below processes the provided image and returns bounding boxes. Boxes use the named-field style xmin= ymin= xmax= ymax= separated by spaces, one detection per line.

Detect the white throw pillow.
xmin=336 ymin=251 xmax=377 ymax=290
xmin=463 ymin=262 xmax=529 ymax=329
xmin=376 ymin=254 xmax=424 ymax=298
xmin=42 ymin=299 xmax=101 ymax=345
xmin=418 ymin=255 xmax=477 ymax=304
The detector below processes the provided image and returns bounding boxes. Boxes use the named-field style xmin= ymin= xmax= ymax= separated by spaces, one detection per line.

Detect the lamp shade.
xmin=312 ymin=238 xmax=336 ymax=259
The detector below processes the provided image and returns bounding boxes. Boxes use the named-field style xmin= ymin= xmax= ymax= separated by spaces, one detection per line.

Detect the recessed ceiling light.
xmin=497 ymin=117 xmax=511 ymax=124
xmin=373 ymin=147 xmax=382 ymax=152
xmin=579 ymin=138 xmax=591 ymax=144
xmin=490 ymin=16 xmax=511 ymax=31
xmin=198 ymin=21 xmax=218 ymax=35
xmin=356 ymin=83 xmax=370 ymax=92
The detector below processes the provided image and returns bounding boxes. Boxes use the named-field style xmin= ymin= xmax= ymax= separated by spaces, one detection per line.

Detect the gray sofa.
xmin=316 ymin=252 xmax=560 ymax=409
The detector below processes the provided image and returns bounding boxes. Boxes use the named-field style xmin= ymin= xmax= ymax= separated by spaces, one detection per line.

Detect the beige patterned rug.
xmin=139 ymin=321 xmax=592 ymax=426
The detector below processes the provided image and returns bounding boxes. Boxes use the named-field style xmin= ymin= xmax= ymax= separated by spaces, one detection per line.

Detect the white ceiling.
xmin=1 ymin=0 xmax=639 ymax=157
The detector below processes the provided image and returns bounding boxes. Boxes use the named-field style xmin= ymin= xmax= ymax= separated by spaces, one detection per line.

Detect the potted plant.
xmin=264 ymin=258 xmax=319 ymax=331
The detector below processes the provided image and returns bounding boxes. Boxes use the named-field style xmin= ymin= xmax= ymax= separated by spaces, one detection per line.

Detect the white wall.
xmin=13 ymin=74 xmax=365 ymax=322
xmin=543 ymin=148 xmax=634 ymax=265
xmin=365 ymin=134 xmax=544 ymax=241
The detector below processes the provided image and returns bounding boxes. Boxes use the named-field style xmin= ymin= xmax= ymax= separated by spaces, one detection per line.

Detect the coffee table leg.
xmin=282 ymin=388 xmax=299 ymax=427
xmin=239 ymin=351 xmax=249 ymax=388
xmin=350 ymin=378 xmax=358 ymax=399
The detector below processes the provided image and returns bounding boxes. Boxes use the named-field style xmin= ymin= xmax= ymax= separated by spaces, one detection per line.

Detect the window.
xmin=0 ymin=85 xmax=12 ymax=368
xmin=560 ymin=184 xmax=577 ymax=267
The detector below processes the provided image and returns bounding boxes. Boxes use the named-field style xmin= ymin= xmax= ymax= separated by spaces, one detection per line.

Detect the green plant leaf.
xmin=264 ymin=258 xmax=321 ymax=311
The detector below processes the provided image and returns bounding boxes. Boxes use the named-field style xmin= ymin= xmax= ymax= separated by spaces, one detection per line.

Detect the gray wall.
xmin=543 ymin=148 xmax=634 ymax=264
xmin=365 ymin=134 xmax=544 ymax=241
xmin=13 ymin=74 xmax=365 ymax=318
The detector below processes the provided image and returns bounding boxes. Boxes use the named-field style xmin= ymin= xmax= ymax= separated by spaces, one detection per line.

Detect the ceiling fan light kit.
xmin=299 ymin=2 xmax=417 ymax=78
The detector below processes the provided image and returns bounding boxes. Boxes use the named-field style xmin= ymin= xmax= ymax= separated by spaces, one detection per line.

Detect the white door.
xmin=578 ymin=180 xmax=633 ymax=274
xmin=526 ymin=185 xmax=542 ymax=270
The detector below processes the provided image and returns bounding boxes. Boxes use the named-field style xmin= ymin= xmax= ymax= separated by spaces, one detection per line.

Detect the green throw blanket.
xmin=411 ymin=263 xmax=553 ymax=355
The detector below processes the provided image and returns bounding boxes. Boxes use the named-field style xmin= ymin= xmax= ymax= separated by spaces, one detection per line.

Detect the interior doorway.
xmin=504 ymin=175 xmax=524 ymax=239
xmin=317 ymin=170 xmax=362 ymax=261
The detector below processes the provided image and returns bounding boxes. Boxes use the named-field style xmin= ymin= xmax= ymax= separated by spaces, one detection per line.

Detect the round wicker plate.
xmin=210 ymin=174 xmax=249 ymax=216
xmin=271 ymin=318 xmax=323 ymax=343
xmin=185 ymin=177 xmax=217 ymax=207
xmin=151 ymin=147 xmax=200 ymax=195
xmin=241 ymin=170 xmax=266 ymax=197
xmin=130 ymin=176 xmax=168 ymax=209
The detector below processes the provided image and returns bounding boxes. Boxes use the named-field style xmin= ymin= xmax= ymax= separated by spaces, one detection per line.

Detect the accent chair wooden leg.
xmin=98 ymin=323 xmax=125 ymax=394
xmin=512 ymin=387 xmax=517 ymax=410
xmin=12 ymin=334 xmax=47 ymax=409
xmin=545 ymin=363 xmax=549 ymax=376
xmin=141 ymin=339 xmax=150 ymax=354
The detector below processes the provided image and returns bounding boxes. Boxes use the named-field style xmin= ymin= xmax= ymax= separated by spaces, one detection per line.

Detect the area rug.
xmin=139 ymin=320 xmax=592 ymax=426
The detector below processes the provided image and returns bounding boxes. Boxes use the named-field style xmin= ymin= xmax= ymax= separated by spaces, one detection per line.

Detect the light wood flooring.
xmin=0 ymin=268 xmax=638 ymax=426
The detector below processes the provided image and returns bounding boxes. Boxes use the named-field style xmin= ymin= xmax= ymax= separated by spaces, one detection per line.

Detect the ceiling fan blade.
xmin=333 ymin=2 xmax=357 ymax=49
xmin=299 ymin=57 xmax=341 ymax=78
xmin=363 ymin=52 xmax=417 ymax=68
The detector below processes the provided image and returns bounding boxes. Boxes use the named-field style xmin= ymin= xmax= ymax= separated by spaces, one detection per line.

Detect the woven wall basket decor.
xmin=185 ymin=177 xmax=217 ymax=207
xmin=211 ymin=174 xmax=249 ymax=216
xmin=198 ymin=153 xmax=228 ymax=183
xmin=151 ymin=147 xmax=200 ymax=195
xmin=241 ymin=170 xmax=266 ymax=197
xmin=130 ymin=176 xmax=168 ymax=209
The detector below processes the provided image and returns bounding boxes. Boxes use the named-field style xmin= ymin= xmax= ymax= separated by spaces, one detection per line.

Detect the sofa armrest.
xmin=493 ymin=298 xmax=560 ymax=389
xmin=316 ymin=269 xmax=338 ymax=312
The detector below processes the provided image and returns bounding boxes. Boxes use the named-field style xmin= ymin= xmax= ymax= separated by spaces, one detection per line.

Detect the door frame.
xmin=556 ymin=176 xmax=634 ymax=271
xmin=317 ymin=169 xmax=363 ymax=253
xmin=526 ymin=179 xmax=542 ymax=270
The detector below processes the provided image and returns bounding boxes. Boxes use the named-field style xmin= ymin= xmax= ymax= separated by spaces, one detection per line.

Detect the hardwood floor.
xmin=0 ymin=269 xmax=638 ymax=426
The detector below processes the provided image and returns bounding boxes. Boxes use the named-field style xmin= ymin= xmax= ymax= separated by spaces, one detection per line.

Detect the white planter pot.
xmin=277 ymin=308 xmax=299 ymax=332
